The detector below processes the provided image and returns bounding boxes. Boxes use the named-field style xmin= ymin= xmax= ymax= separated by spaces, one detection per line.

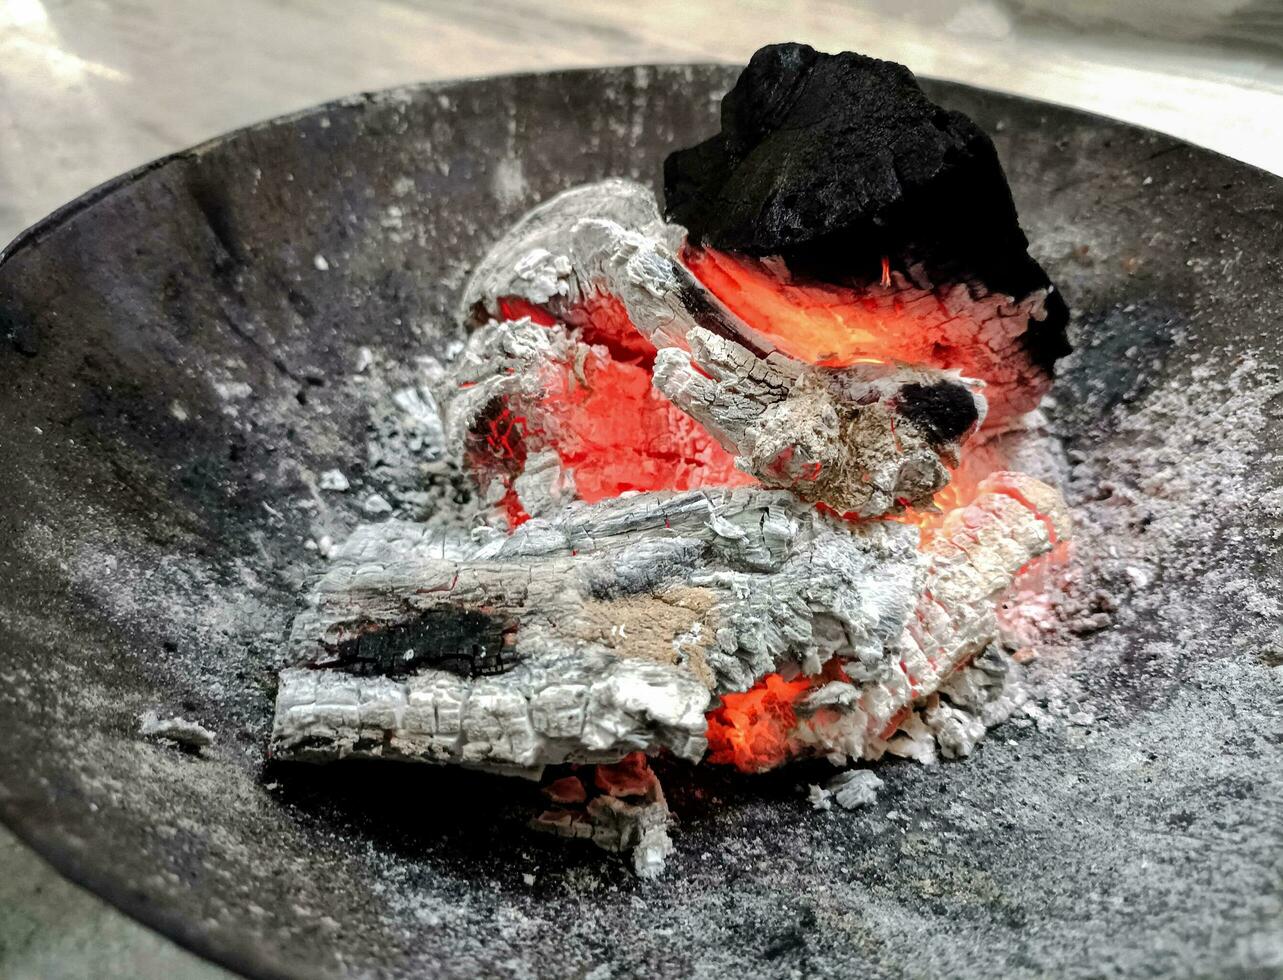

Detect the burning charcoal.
xmin=651 ymin=327 xmax=985 ymax=516
xmin=704 ymin=471 xmax=1069 ymax=771
xmin=271 ymin=487 xmax=926 ymax=774
xmin=664 ymin=43 xmax=1070 ymax=424
xmin=543 ymin=775 xmax=588 ymax=804
xmin=285 ymin=489 xmax=923 ymax=691
xmin=456 ymin=181 xmax=985 ymax=518
xmin=438 ymin=314 xmax=752 ymax=523
xmin=531 ymin=754 xmax=674 ymax=877
xmin=271 ymin=655 xmax=710 ymax=777
xmin=270 ymin=47 xmax=1080 ymax=878
xmin=594 ymin=752 xmax=653 ymax=798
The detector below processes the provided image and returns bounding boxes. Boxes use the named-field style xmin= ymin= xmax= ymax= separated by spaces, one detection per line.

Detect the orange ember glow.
xmin=890 ymin=479 xmax=968 ymax=540
xmin=498 ymin=296 xmax=558 ymax=327
xmin=463 ymin=401 xmax=535 ymax=527
xmin=705 ymin=672 xmax=815 ymax=772
xmin=482 ymin=294 xmax=754 ymax=509
xmin=683 ymin=247 xmax=1020 ymax=400
xmin=540 ymin=350 xmax=753 ymax=502
xmin=685 ymin=247 xmax=891 ymax=367
xmin=705 ymin=660 xmax=852 ymax=772
xmin=570 ymin=293 xmax=658 ymax=367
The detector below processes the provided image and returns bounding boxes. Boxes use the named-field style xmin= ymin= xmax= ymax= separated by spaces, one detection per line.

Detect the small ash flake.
xmin=362 ymin=493 xmax=393 ymax=515
xmin=318 ymin=469 xmax=350 ymax=492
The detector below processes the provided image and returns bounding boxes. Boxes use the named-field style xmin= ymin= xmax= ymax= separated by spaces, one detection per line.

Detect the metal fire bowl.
xmin=2 ymin=66 xmax=1281 ymax=980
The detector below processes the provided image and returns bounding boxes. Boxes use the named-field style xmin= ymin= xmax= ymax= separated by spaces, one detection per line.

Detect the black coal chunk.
xmin=895 ymin=380 xmax=981 ymax=446
xmin=664 ymin=43 xmax=1069 ymax=371
xmin=318 ymin=607 xmax=516 ymax=679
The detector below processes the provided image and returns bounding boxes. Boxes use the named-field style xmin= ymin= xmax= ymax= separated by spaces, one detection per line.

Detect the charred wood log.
xmin=455 ymin=182 xmax=985 ymax=517
xmin=272 ymin=474 xmax=1067 ymax=776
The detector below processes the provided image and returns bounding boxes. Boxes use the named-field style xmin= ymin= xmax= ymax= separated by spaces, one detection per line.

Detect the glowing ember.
xmin=539 ymin=352 xmax=754 ymax=502
xmin=463 ymin=400 xmax=534 ymax=527
xmin=497 ymin=296 xmax=558 ymax=327
xmin=595 ymin=752 xmax=654 ymax=798
xmin=485 ymin=294 xmax=755 ymax=504
xmin=683 ymin=246 xmax=1053 ymax=423
xmin=567 ymin=292 xmax=658 ymax=367
xmin=705 ymin=672 xmax=816 ymax=772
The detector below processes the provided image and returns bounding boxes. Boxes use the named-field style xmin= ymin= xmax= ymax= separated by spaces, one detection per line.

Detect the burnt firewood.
xmin=706 ymin=471 xmax=1072 ymax=771
xmin=271 ymin=474 xmax=1067 ymax=777
xmin=457 ymin=181 xmax=986 ymax=517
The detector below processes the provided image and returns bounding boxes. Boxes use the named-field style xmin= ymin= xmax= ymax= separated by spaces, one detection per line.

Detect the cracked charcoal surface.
xmin=664 ymin=42 xmax=1071 ymax=375
xmin=271 ymin=476 xmax=1057 ymax=776
xmin=1 ymin=65 xmax=1281 ymax=980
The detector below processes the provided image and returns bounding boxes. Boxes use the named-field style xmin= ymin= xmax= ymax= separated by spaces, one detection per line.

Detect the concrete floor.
xmin=1 ymin=1 xmax=1279 ymax=977
xmin=0 ymin=825 xmax=234 ymax=979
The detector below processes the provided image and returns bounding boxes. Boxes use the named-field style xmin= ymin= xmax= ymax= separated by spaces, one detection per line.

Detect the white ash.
xmin=139 ymin=710 xmax=216 ymax=751
xmin=808 ymin=783 xmax=833 ymax=810
xmin=930 ymin=646 xmax=1030 ymax=755
xmin=272 ymin=656 xmax=708 ymax=778
xmin=318 ymin=469 xmax=350 ymax=492
xmin=272 ymin=473 xmax=1064 ymax=780
xmin=270 ymin=487 xmax=926 ymax=775
xmin=826 ymin=769 xmax=884 ymax=810
xmin=461 ymin=180 xmax=689 ymax=344
xmin=357 ymin=347 xmax=481 ymax=529
xmin=282 ymin=487 xmax=922 ymax=694
xmin=509 ymin=450 xmax=577 ymax=521
xmin=362 ymin=493 xmax=393 ymax=515
xmin=434 ymin=316 xmax=566 ymax=467
xmin=1011 ymin=349 xmax=1283 ymax=722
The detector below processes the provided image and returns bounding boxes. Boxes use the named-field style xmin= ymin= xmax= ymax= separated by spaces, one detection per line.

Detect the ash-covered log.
xmin=271 ymin=474 xmax=1066 ymax=776
xmin=456 ymin=181 xmax=986 ymax=519
xmin=663 ymin=43 xmax=1070 ymax=424
xmin=703 ymin=471 xmax=1071 ymax=771
xmin=274 ymin=485 xmax=925 ymax=763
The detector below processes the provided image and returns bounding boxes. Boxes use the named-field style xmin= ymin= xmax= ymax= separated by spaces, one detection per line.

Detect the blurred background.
xmin=1 ymin=1 xmax=1280 ymax=977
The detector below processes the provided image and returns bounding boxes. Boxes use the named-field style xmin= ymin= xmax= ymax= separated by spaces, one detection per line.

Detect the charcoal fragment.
xmin=896 ymin=380 xmax=982 ymax=446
